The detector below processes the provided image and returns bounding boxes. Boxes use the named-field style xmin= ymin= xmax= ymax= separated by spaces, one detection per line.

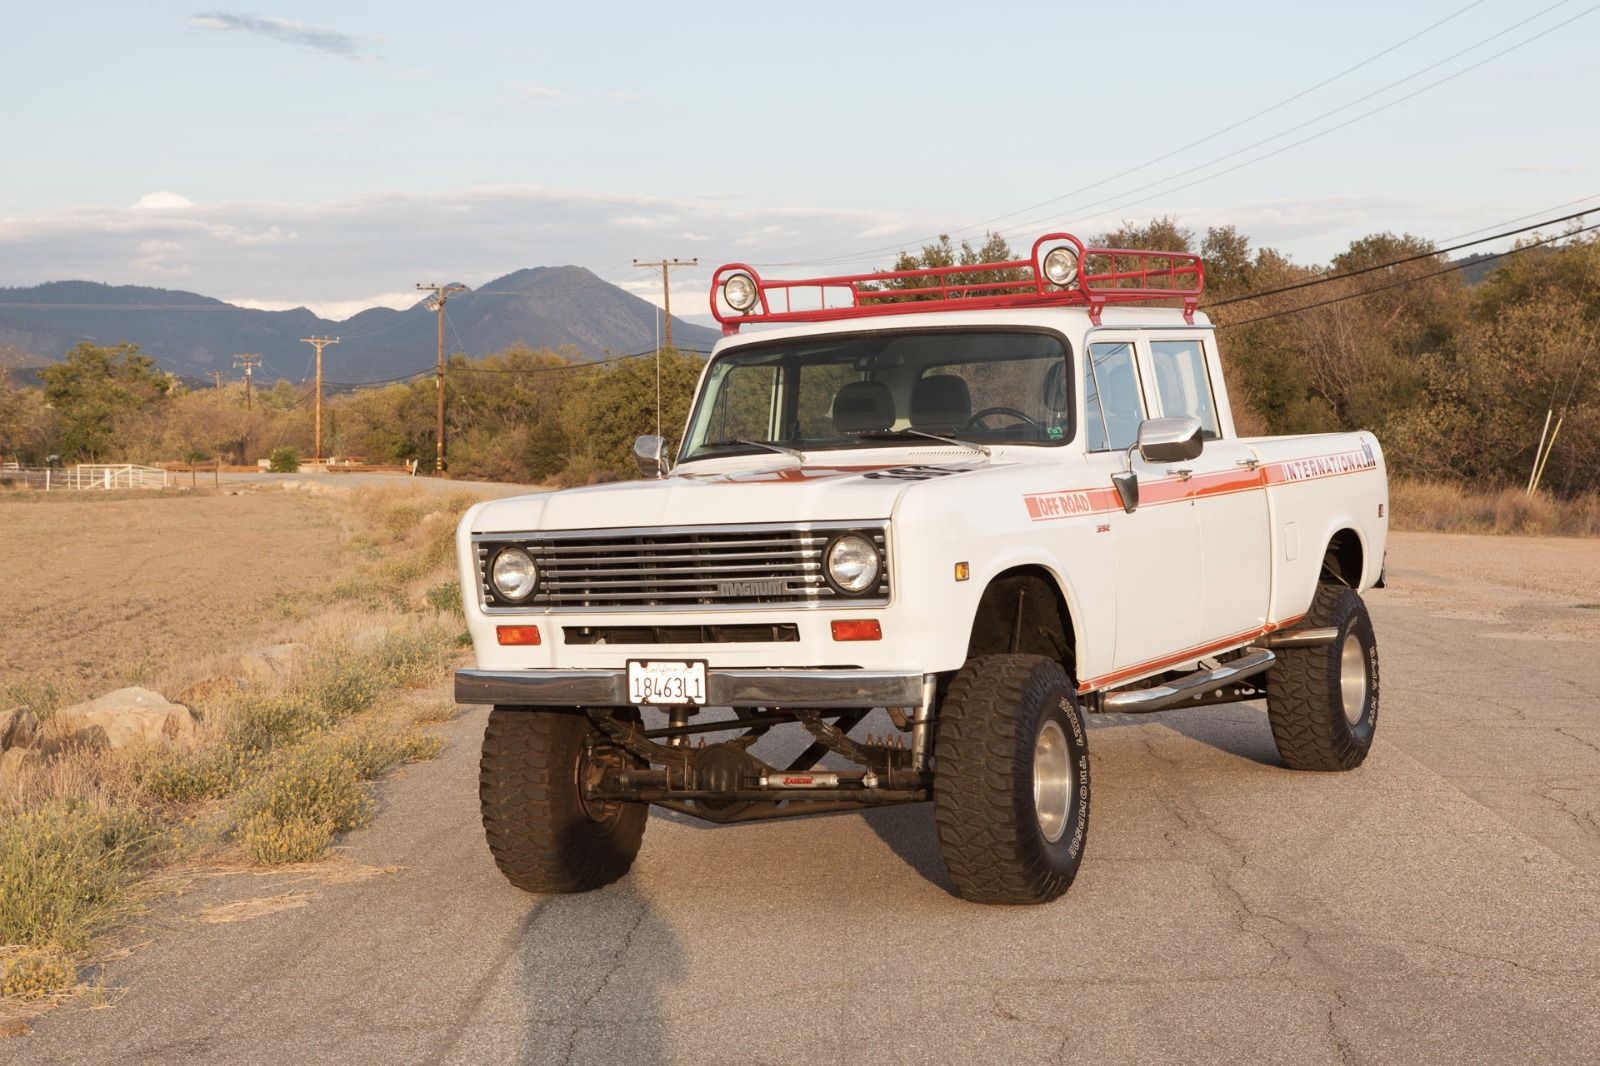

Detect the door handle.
xmin=1167 ymin=468 xmax=1193 ymax=481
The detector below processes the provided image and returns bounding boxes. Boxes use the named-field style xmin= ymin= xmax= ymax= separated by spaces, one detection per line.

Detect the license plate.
xmin=626 ymin=659 xmax=707 ymax=706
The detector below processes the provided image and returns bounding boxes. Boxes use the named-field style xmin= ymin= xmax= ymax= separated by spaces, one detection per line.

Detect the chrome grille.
xmin=475 ymin=523 xmax=889 ymax=611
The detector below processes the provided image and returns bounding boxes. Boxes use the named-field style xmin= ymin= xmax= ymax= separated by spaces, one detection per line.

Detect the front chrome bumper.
xmin=454 ymin=668 xmax=929 ymax=709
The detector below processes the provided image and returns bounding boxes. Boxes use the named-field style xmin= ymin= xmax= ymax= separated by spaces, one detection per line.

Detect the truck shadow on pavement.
xmin=513 ymin=881 xmax=680 ymax=1066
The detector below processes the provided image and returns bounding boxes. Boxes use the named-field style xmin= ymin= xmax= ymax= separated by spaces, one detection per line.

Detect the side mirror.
xmin=633 ymin=435 xmax=669 ymax=479
xmin=1136 ymin=416 xmax=1204 ymax=464
xmin=1111 ymin=470 xmax=1140 ymax=514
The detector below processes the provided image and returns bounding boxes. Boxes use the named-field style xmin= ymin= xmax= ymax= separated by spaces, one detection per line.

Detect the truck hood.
xmin=470 ymin=458 xmax=993 ymax=533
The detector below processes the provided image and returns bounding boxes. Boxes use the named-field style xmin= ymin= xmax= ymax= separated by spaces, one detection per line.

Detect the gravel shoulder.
xmin=8 ymin=530 xmax=1600 ymax=1064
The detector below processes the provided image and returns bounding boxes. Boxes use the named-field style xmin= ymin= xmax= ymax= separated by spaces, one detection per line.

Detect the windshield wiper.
xmin=700 ymin=438 xmax=807 ymax=462
xmin=855 ymin=428 xmax=991 ymax=457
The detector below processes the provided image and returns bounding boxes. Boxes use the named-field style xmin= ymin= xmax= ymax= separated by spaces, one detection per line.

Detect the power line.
xmin=300 ymin=335 xmax=339 ymax=461
xmin=233 ymin=353 xmax=261 ymax=409
xmin=1209 ymin=204 xmax=1599 ymax=307
xmin=417 ymin=283 xmax=468 ymax=472
xmin=755 ymin=1 xmax=1591 ymax=271
xmin=1217 ymin=222 xmax=1600 ymax=328
xmin=633 ymin=258 xmax=698 ymax=350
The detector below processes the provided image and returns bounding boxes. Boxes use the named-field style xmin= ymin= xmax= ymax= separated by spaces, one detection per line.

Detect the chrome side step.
xmin=1257 ymin=627 xmax=1338 ymax=649
xmin=1098 ymin=649 xmax=1277 ymax=714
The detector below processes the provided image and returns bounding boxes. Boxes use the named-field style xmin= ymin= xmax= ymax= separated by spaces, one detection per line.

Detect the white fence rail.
xmin=0 ymin=464 xmax=171 ymax=491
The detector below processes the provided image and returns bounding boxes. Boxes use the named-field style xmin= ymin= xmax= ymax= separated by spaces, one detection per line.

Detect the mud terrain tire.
xmin=480 ymin=708 xmax=646 ymax=893
xmin=1266 ymin=584 xmax=1379 ymax=771
xmin=933 ymin=654 xmax=1090 ymax=905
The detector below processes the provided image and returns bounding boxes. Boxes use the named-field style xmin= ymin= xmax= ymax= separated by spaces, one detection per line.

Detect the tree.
xmin=38 ymin=342 xmax=171 ymax=461
xmin=0 ymin=369 xmax=54 ymax=464
xmin=877 ymin=231 xmax=1022 ymax=299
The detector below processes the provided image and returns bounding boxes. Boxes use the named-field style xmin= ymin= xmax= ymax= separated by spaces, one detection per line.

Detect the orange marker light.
xmin=830 ymin=619 xmax=882 ymax=641
xmin=496 ymin=625 xmax=542 ymax=646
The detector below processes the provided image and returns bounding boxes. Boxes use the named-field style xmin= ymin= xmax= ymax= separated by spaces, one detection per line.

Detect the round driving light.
xmin=1043 ymin=247 xmax=1080 ymax=287
xmin=723 ymin=272 xmax=758 ymax=313
xmin=490 ymin=547 xmax=538 ymax=601
xmin=826 ymin=534 xmax=880 ymax=594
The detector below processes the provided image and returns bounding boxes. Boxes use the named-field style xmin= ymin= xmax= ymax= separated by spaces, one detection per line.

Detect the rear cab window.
xmin=1149 ymin=338 xmax=1221 ymax=439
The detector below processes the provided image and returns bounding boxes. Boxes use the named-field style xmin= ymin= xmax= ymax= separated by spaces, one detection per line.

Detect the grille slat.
xmin=476 ymin=523 xmax=888 ymax=611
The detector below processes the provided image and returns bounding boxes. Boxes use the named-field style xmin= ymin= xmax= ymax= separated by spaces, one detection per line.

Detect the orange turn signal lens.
xmin=830 ymin=619 xmax=882 ymax=642
xmin=496 ymin=625 xmax=542 ymax=646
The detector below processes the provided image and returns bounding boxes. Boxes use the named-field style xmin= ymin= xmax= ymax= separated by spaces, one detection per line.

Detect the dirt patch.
xmin=1382 ymin=531 xmax=1600 ymax=639
xmin=0 ymin=491 xmax=343 ymax=709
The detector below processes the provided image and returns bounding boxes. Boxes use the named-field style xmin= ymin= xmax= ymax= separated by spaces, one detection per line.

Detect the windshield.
xmin=680 ymin=329 xmax=1073 ymax=462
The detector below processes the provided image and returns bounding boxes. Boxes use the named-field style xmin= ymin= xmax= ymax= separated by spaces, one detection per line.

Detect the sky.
xmin=2 ymin=1 xmax=1598 ymax=324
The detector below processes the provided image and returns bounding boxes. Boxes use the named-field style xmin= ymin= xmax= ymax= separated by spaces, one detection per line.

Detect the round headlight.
xmin=490 ymin=547 xmax=538 ymax=601
xmin=722 ymin=272 xmax=758 ymax=313
xmin=1043 ymin=247 xmax=1079 ymax=287
xmin=826 ymin=534 xmax=880 ymax=594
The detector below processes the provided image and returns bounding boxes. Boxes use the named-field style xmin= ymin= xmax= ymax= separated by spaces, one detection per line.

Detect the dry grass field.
xmin=0 ymin=482 xmax=478 ymax=1014
xmin=0 ymin=491 xmax=345 ymax=712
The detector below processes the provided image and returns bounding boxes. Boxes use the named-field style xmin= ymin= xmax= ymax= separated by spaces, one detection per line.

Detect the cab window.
xmin=1083 ymin=342 xmax=1145 ymax=452
xmin=1150 ymin=339 xmax=1221 ymax=438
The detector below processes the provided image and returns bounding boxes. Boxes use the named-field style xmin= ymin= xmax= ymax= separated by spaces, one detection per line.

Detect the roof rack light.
xmin=709 ymin=232 xmax=1203 ymax=333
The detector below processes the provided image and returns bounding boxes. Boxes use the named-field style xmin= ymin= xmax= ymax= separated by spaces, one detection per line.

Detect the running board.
xmin=1098 ymin=649 xmax=1277 ymax=714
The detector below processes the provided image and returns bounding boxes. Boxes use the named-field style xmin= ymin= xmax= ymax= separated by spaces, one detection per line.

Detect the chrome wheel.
xmin=1340 ymin=632 xmax=1368 ymax=726
xmin=1033 ymin=719 xmax=1074 ymax=844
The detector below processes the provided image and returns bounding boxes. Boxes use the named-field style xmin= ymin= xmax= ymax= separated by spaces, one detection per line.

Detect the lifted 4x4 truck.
xmin=454 ymin=233 xmax=1387 ymax=904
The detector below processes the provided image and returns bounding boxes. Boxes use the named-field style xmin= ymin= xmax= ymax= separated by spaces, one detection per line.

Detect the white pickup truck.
xmin=455 ymin=233 xmax=1387 ymax=904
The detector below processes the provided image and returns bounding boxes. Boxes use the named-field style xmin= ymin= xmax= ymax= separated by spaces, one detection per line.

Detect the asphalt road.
xmin=12 ymin=532 xmax=1600 ymax=1064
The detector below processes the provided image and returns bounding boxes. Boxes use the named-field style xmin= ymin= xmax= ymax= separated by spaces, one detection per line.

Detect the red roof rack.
xmin=710 ymin=232 xmax=1204 ymax=333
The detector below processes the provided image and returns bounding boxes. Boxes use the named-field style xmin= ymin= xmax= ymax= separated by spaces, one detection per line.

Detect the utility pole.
xmin=210 ymin=370 xmax=225 ymax=396
xmin=416 ymin=283 xmax=467 ymax=473
xmin=300 ymin=336 xmax=339 ymax=462
xmin=633 ymin=257 xmax=697 ymax=350
xmin=233 ymin=353 xmax=261 ymax=410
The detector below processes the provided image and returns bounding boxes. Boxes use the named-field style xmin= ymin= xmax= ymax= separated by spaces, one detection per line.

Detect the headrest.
xmin=832 ymin=380 xmax=895 ymax=433
xmin=910 ymin=375 xmax=972 ymax=429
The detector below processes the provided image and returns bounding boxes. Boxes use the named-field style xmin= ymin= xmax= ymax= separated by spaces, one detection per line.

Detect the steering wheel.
xmin=967 ymin=406 xmax=1040 ymax=430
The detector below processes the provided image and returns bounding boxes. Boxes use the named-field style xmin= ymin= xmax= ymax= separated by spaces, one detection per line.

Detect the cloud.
xmin=190 ymin=12 xmax=362 ymax=58
xmin=132 ymin=191 xmax=195 ymax=211
xmin=504 ymin=82 xmax=567 ymax=101
xmin=605 ymin=90 xmax=642 ymax=104
xmin=227 ymin=291 xmax=418 ymax=320
xmin=1502 ymin=163 xmax=1588 ymax=177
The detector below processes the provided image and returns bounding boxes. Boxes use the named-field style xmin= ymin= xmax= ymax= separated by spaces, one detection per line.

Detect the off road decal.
xmin=1024 ymin=490 xmax=1098 ymax=520
xmin=1023 ymin=446 xmax=1378 ymax=522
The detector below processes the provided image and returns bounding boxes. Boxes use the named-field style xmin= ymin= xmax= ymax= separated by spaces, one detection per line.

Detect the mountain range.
xmin=0 ymin=266 xmax=722 ymax=384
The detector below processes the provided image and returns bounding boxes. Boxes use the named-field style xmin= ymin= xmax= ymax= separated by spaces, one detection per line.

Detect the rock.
xmin=0 ymin=746 xmax=41 ymax=790
xmin=236 ymin=643 xmax=308 ymax=684
xmin=1 ymin=705 xmax=39 ymax=750
xmin=175 ymin=676 xmax=238 ymax=711
xmin=56 ymin=687 xmax=197 ymax=749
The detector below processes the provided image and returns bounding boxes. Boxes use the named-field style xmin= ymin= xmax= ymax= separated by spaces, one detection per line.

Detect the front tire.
xmin=1266 ymin=585 xmax=1379 ymax=771
xmin=933 ymin=654 xmax=1090 ymax=905
xmin=479 ymin=708 xmax=646 ymax=893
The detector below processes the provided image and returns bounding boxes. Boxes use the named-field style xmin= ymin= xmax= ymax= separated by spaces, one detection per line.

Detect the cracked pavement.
xmin=11 ymin=530 xmax=1600 ymax=1064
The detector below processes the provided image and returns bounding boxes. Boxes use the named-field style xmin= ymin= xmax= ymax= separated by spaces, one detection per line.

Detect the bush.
xmin=0 ymin=804 xmax=158 ymax=954
xmin=267 ymin=447 xmax=300 ymax=473
xmin=1 ymin=947 xmax=76 ymax=1000
xmin=225 ymin=693 xmax=331 ymax=756
xmin=232 ymin=745 xmax=374 ymax=865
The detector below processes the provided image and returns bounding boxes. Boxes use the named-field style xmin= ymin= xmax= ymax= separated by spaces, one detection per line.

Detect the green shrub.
xmin=267 ymin=447 xmax=300 ymax=473
xmin=0 ymin=803 xmax=158 ymax=954
xmin=225 ymin=693 xmax=331 ymax=755
xmin=232 ymin=745 xmax=374 ymax=866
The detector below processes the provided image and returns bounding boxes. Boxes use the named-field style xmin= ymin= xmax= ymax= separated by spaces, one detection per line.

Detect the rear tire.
xmin=933 ymin=654 xmax=1090 ymax=905
xmin=1266 ymin=585 xmax=1379 ymax=771
xmin=479 ymin=707 xmax=646 ymax=893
